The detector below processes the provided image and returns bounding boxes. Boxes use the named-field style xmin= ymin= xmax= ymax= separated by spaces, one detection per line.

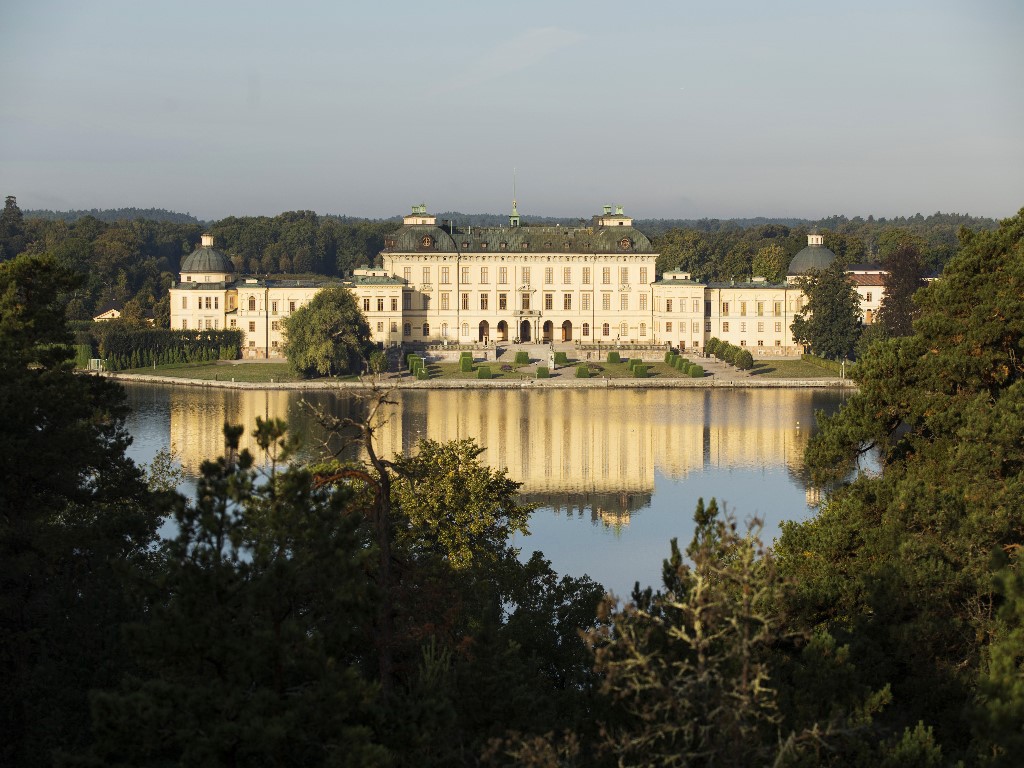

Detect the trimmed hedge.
xmin=606 ymin=351 xmax=621 ymax=364
xmin=633 ymin=364 xmax=649 ymax=378
xmin=460 ymin=356 xmax=474 ymax=372
xmin=98 ymin=328 xmax=242 ymax=371
xmin=514 ymin=350 xmax=530 ymax=365
xmin=689 ymin=365 xmax=704 ymax=378
xmin=554 ymin=351 xmax=569 ymax=366
xmin=416 ymin=367 xmax=429 ymax=380
xmin=576 ymin=364 xmax=590 ymax=379
xmin=536 ymin=366 xmax=550 ymax=379
xmin=476 ymin=365 xmax=491 ymax=379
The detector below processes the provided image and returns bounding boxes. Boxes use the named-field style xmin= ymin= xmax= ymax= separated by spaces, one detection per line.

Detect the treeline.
xmin=23 ymin=207 xmax=202 ymax=224
xmin=93 ymin=327 xmax=242 ymax=371
xmin=3 ymin=209 xmax=1024 ymax=765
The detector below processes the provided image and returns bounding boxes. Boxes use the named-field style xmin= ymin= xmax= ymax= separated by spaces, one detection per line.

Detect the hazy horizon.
xmin=3 ymin=1 xmax=1022 ymax=221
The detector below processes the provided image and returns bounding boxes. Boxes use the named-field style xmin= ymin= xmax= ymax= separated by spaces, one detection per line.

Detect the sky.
xmin=2 ymin=0 xmax=1022 ymax=221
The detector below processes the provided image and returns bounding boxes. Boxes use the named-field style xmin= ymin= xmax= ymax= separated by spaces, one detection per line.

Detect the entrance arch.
xmin=478 ymin=320 xmax=489 ymax=342
xmin=542 ymin=320 xmax=554 ymax=343
xmin=519 ymin=320 xmax=532 ymax=342
xmin=497 ymin=320 xmax=508 ymax=342
xmin=561 ymin=320 xmax=572 ymax=342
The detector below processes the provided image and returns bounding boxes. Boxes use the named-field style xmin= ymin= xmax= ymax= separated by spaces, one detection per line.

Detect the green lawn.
xmin=748 ymin=359 xmax=840 ymax=378
xmin=118 ymin=361 xmax=309 ymax=382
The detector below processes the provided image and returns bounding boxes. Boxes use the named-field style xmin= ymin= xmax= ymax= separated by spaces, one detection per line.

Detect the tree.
xmin=0 ymin=194 xmax=27 ymax=260
xmin=776 ymin=208 xmax=1024 ymax=758
xmin=876 ymin=242 xmax=926 ymax=337
xmin=283 ymin=286 xmax=372 ymax=377
xmin=752 ymin=243 xmax=787 ymax=282
xmin=790 ymin=261 xmax=862 ymax=360
xmin=0 ymin=253 xmax=159 ymax=766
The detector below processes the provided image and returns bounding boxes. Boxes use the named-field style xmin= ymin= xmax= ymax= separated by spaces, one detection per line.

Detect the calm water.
xmin=123 ymin=384 xmax=849 ymax=598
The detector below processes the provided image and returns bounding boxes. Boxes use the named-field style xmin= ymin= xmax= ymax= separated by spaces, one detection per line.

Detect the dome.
xmin=181 ymin=234 xmax=234 ymax=274
xmin=787 ymin=234 xmax=837 ymax=276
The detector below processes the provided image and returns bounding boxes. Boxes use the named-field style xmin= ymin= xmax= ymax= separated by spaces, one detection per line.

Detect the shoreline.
xmin=102 ymin=372 xmax=856 ymax=391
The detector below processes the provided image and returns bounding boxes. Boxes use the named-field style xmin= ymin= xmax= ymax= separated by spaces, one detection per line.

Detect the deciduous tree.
xmin=283 ymin=285 xmax=372 ymax=377
xmin=790 ymin=261 xmax=862 ymax=360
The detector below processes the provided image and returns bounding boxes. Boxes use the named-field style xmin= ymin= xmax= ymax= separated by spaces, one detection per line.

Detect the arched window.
xmin=602 ymin=323 xmax=610 ymax=337
xmin=248 ymin=296 xmax=256 ymax=311
xmin=620 ymin=322 xmax=628 ymax=337
xmin=639 ymin=322 xmax=647 ymax=337
xmin=582 ymin=323 xmax=590 ymax=337
xmin=422 ymin=323 xmax=429 ymax=336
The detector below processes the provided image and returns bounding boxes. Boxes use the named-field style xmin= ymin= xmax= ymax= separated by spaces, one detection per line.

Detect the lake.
xmin=122 ymin=383 xmax=850 ymax=599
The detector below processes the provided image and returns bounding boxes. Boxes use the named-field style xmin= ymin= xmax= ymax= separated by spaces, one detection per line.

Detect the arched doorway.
xmin=478 ymin=320 xmax=489 ymax=342
xmin=497 ymin=320 xmax=508 ymax=342
xmin=542 ymin=320 xmax=553 ymax=343
xmin=561 ymin=320 xmax=572 ymax=342
xmin=519 ymin=320 xmax=532 ymax=342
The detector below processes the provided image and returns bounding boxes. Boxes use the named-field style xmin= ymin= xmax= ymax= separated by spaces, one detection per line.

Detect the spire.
xmin=510 ymin=168 xmax=520 ymax=227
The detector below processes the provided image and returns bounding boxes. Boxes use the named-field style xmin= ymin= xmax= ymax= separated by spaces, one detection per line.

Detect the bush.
xmin=735 ymin=349 xmax=754 ymax=370
xmin=416 ymin=367 xmax=429 ymax=380
xmin=476 ymin=365 xmax=491 ymax=379
xmin=576 ymin=364 xmax=590 ymax=379
xmin=460 ymin=356 xmax=474 ymax=372
xmin=689 ymin=365 xmax=704 ymax=378
xmin=536 ymin=366 xmax=550 ymax=379
xmin=554 ymin=351 xmax=569 ymax=366
xmin=606 ymin=351 xmax=621 ymax=364
xmin=633 ymin=364 xmax=649 ymax=378
xmin=706 ymin=338 xmax=721 ymax=356
xmin=664 ymin=350 xmax=674 ymax=363
xmin=514 ymin=350 xmax=530 ymax=366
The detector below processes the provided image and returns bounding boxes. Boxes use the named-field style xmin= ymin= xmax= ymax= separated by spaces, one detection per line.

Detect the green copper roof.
xmin=181 ymin=244 xmax=235 ymax=273
xmin=385 ymin=223 xmax=655 ymax=254
xmin=787 ymin=244 xmax=837 ymax=275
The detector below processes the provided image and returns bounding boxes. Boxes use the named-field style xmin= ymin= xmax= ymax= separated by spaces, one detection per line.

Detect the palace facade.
xmin=170 ymin=204 xmax=872 ymax=358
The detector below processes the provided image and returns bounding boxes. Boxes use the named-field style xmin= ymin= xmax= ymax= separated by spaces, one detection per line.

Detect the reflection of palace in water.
xmin=167 ymin=388 xmax=829 ymax=518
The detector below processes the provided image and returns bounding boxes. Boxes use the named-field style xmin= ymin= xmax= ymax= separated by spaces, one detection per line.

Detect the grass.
xmin=118 ymin=361 xmax=322 ymax=383
xmin=748 ymin=359 xmax=840 ymax=378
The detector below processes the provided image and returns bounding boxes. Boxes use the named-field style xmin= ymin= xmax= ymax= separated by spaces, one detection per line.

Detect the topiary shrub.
xmin=514 ymin=350 xmax=530 ymax=366
xmin=689 ymin=365 xmax=704 ymax=378
xmin=554 ymin=351 xmax=569 ymax=366
xmin=576 ymin=364 xmax=590 ymax=379
xmin=416 ymin=367 xmax=429 ymax=380
xmin=460 ymin=356 xmax=474 ymax=372
xmin=606 ymin=351 xmax=621 ymax=364
xmin=664 ymin=350 xmax=674 ymax=363
xmin=477 ymin=365 xmax=491 ymax=379
xmin=735 ymin=349 xmax=754 ymax=370
xmin=536 ymin=366 xmax=550 ymax=379
xmin=633 ymin=364 xmax=649 ymax=378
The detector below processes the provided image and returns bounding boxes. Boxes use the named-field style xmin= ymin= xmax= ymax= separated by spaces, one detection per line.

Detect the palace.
xmin=170 ymin=203 xmax=876 ymax=358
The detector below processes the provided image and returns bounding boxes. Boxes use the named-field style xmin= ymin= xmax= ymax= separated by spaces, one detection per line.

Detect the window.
xmin=640 ymin=267 xmax=647 ymax=284
xmin=403 ymin=294 xmax=411 ymax=310
xmin=620 ymin=322 xmax=628 ymax=337
xmin=582 ymin=293 xmax=590 ymax=311
xmin=377 ymin=322 xmax=383 ymax=332
xmin=181 ymin=296 xmax=187 ymax=309
xmin=441 ymin=323 xmax=449 ymax=337
xmin=391 ymin=321 xmax=400 ymax=333
xmin=522 ymin=267 xmax=531 ymax=285
xmin=230 ymin=319 xmax=237 ymax=328
xmin=481 ymin=267 xmax=488 ymax=283
xmin=363 ymin=298 xmax=371 ymax=311
xmin=249 ymin=321 xmax=256 ymax=332
xmin=377 ymin=298 xmax=384 ymax=312
xmin=640 ymin=322 xmax=647 ymax=337
xmin=480 ymin=294 xmax=489 ymax=310
xmin=583 ymin=322 xmax=590 ymax=336
xmin=461 ymin=322 xmax=468 ymax=336
xmin=248 ymin=297 xmax=256 ymax=311
xmin=289 ymin=301 xmax=295 ymax=313
xmin=499 ymin=293 xmax=507 ymax=310
xmin=694 ymin=299 xmax=701 ymax=313
xmin=640 ymin=294 xmax=648 ymax=311
xmin=619 ymin=267 xmax=628 ymax=284
xmin=441 ymin=293 xmax=450 ymax=310
xmin=181 ymin=319 xmax=188 ymax=329
xmin=522 ymin=294 xmax=530 ymax=310
xmin=403 ymin=267 xmax=411 ymax=282
xmin=774 ymin=301 xmax=781 ymax=316
xmin=404 ymin=323 xmax=411 ymax=337
xmin=620 ymin=294 xmax=628 ymax=311
xmin=757 ymin=301 xmax=764 ymax=316
xmin=499 ymin=266 xmax=508 ymax=284
xmin=602 ymin=323 xmax=610 ymax=337
xmin=423 ymin=295 xmax=430 ymax=309
xmin=740 ymin=322 xmax=746 ymax=333
xmin=866 ymin=291 xmax=873 ymax=302
xmin=461 ymin=293 xmax=469 ymax=310
xmin=249 ymin=340 xmax=255 ymax=347
xmin=775 ymin=322 xmax=782 ymax=333
xmin=441 ymin=266 xmax=450 ymax=284
xmin=602 ymin=293 xmax=611 ymax=311
xmin=271 ymin=340 xmax=278 ymax=349
xmin=422 ymin=267 xmax=431 ymax=284
xmin=602 ymin=267 xmax=610 ymax=284
xmin=666 ymin=299 xmax=673 ymax=312
xmin=705 ymin=301 xmax=712 ymax=316
xmin=666 ymin=322 xmax=673 ymax=332
xmin=271 ymin=320 xmax=280 ymax=331
xmin=422 ymin=323 xmax=429 ymax=336
xmin=545 ymin=293 xmax=553 ymax=310
xmin=705 ymin=321 xmax=712 ymax=332
xmin=545 ymin=267 xmax=553 ymax=284
xmin=740 ymin=301 xmax=747 ymax=316
xmin=461 ymin=266 xmax=470 ymax=283
xmin=583 ymin=267 xmax=591 ymax=284
xmin=757 ymin=322 xmax=764 ymax=333
xmin=776 ymin=339 xmax=782 ymax=346
xmin=722 ymin=302 xmax=730 ymax=316
xmin=204 ymin=296 xmax=211 ymax=309
xmin=520 ymin=243 xmax=528 ymax=250
xmin=391 ymin=298 xmax=398 ymax=312
xmin=271 ymin=300 xmax=277 ymax=314
xmin=563 ymin=293 xmax=572 ymax=310
xmin=692 ymin=321 xmax=699 ymax=333
xmin=563 ymin=267 xmax=571 ymax=284
xmin=740 ymin=340 xmax=746 ymax=346
xmin=757 ymin=340 xmax=764 ymax=346
xmin=722 ymin=322 xmax=729 ymax=332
